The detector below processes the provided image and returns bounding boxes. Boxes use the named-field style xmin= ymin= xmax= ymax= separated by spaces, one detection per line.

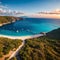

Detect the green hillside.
xmin=18 ymin=28 xmax=60 ymax=60
xmin=0 ymin=16 xmax=22 ymax=24
xmin=47 ymin=28 xmax=60 ymax=40
xmin=0 ymin=37 xmax=22 ymax=58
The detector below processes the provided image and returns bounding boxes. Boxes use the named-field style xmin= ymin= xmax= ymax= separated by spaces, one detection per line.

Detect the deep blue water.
xmin=0 ymin=18 xmax=60 ymax=36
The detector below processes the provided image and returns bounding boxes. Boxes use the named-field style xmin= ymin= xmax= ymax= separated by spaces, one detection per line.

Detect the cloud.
xmin=0 ymin=9 xmax=24 ymax=16
xmin=37 ymin=9 xmax=60 ymax=14
xmin=30 ymin=9 xmax=60 ymax=18
xmin=0 ymin=2 xmax=24 ymax=16
xmin=52 ymin=9 xmax=60 ymax=14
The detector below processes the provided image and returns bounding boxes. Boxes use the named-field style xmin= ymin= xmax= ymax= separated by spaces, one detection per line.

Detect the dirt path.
xmin=8 ymin=40 xmax=25 ymax=60
xmin=8 ymin=34 xmax=44 ymax=60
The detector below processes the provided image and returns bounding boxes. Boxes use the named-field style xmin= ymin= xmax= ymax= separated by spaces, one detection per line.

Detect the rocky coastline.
xmin=0 ymin=16 xmax=23 ymax=26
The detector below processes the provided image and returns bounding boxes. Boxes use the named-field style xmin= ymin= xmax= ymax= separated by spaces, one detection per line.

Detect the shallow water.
xmin=0 ymin=18 xmax=60 ymax=36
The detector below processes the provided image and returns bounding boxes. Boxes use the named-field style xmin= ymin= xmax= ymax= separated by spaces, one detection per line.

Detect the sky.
xmin=0 ymin=0 xmax=60 ymax=16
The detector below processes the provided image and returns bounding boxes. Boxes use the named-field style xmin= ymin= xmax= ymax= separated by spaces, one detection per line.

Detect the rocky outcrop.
xmin=0 ymin=16 xmax=23 ymax=26
xmin=46 ymin=28 xmax=60 ymax=40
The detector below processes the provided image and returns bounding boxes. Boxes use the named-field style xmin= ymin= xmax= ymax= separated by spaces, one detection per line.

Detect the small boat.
xmin=16 ymin=30 xmax=19 ymax=32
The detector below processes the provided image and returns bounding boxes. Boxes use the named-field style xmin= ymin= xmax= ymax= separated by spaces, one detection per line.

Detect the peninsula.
xmin=0 ymin=16 xmax=23 ymax=26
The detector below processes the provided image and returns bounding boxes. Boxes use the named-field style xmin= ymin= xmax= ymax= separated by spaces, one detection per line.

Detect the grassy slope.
xmin=19 ymin=28 xmax=60 ymax=60
xmin=0 ymin=37 xmax=22 ymax=58
xmin=47 ymin=28 xmax=60 ymax=40
xmin=0 ymin=16 xmax=21 ymax=24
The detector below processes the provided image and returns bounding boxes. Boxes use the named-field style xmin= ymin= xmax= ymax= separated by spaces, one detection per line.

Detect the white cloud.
xmin=37 ymin=9 xmax=60 ymax=14
xmin=0 ymin=2 xmax=24 ymax=16
xmin=30 ymin=9 xmax=60 ymax=19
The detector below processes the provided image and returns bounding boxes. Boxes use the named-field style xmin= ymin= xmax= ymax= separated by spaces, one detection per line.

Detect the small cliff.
xmin=0 ymin=16 xmax=23 ymax=26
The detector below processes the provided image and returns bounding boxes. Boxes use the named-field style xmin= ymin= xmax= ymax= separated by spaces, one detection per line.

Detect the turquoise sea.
xmin=0 ymin=18 xmax=60 ymax=36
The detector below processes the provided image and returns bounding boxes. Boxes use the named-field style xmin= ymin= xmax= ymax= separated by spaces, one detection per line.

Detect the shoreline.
xmin=0 ymin=21 xmax=15 ymax=26
xmin=0 ymin=34 xmax=44 ymax=40
xmin=0 ymin=34 xmax=44 ymax=60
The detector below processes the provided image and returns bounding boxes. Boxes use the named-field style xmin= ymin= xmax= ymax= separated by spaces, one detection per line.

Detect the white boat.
xmin=16 ymin=30 xmax=19 ymax=32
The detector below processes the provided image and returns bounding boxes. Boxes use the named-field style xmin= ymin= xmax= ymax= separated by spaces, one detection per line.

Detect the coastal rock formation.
xmin=46 ymin=28 xmax=60 ymax=40
xmin=0 ymin=16 xmax=23 ymax=26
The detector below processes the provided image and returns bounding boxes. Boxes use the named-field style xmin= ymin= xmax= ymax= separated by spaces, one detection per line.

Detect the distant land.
xmin=30 ymin=14 xmax=60 ymax=19
xmin=20 ymin=16 xmax=28 ymax=18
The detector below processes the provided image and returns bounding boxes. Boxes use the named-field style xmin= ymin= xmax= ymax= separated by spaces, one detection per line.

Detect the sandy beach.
xmin=0 ymin=34 xmax=43 ymax=40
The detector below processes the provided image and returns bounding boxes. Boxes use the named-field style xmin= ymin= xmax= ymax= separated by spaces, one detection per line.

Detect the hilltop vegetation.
xmin=47 ymin=28 xmax=60 ymax=40
xmin=0 ymin=37 xmax=22 ymax=57
xmin=0 ymin=16 xmax=22 ymax=24
xmin=18 ymin=28 xmax=60 ymax=60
